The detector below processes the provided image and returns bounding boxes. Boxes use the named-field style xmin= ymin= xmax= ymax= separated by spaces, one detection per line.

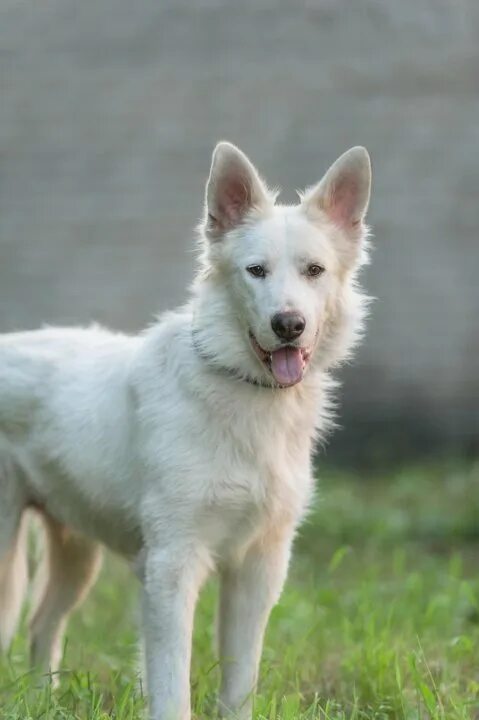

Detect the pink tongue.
xmin=270 ymin=347 xmax=304 ymax=386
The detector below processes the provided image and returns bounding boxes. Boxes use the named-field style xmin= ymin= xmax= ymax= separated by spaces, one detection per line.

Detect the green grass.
xmin=1 ymin=461 xmax=479 ymax=719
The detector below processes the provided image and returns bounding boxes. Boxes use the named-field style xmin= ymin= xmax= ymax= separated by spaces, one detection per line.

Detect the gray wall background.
xmin=1 ymin=0 xmax=478 ymax=463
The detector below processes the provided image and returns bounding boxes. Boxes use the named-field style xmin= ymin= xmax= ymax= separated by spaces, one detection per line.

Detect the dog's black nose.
xmin=271 ymin=312 xmax=306 ymax=341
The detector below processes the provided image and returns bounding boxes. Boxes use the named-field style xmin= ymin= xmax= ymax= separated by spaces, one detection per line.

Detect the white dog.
xmin=0 ymin=142 xmax=371 ymax=719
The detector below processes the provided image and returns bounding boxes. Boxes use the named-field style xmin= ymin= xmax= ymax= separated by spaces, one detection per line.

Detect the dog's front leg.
xmin=218 ymin=530 xmax=294 ymax=719
xmin=142 ymin=544 xmax=207 ymax=720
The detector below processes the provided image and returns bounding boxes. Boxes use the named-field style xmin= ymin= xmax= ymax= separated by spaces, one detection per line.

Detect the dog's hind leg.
xmin=29 ymin=513 xmax=102 ymax=681
xmin=0 ymin=468 xmax=28 ymax=652
xmin=0 ymin=515 xmax=28 ymax=652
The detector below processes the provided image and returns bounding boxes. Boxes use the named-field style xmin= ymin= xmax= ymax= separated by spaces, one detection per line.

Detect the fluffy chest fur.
xmin=132 ymin=315 xmax=329 ymax=560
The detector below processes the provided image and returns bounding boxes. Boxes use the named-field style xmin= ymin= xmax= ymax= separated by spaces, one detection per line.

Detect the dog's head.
xmin=196 ymin=142 xmax=372 ymax=388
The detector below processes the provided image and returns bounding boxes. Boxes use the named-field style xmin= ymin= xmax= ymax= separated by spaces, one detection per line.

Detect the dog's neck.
xmin=190 ymin=328 xmax=289 ymax=390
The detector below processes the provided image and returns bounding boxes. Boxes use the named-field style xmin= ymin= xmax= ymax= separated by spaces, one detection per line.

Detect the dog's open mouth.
xmin=249 ymin=332 xmax=311 ymax=387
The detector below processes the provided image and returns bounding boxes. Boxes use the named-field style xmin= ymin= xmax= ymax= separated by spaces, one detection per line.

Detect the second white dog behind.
xmin=0 ymin=141 xmax=372 ymax=719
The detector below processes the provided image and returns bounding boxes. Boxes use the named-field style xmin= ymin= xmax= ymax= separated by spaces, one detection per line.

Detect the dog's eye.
xmin=307 ymin=264 xmax=325 ymax=278
xmin=247 ymin=265 xmax=266 ymax=278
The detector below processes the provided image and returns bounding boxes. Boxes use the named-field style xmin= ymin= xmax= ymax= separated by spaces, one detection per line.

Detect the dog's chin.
xmin=249 ymin=332 xmax=312 ymax=387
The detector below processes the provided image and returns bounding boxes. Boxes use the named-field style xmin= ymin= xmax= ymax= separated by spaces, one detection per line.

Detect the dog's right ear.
xmin=204 ymin=142 xmax=270 ymax=240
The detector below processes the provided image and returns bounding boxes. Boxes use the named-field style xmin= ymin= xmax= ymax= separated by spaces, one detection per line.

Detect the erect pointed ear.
xmin=302 ymin=146 xmax=371 ymax=237
xmin=204 ymin=142 xmax=271 ymax=240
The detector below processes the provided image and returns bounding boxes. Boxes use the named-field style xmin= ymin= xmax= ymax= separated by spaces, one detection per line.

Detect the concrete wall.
xmin=1 ymin=0 xmax=478 ymax=461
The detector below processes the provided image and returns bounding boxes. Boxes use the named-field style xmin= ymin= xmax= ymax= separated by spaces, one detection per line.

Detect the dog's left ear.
xmin=302 ymin=147 xmax=371 ymax=242
xmin=204 ymin=142 xmax=271 ymax=240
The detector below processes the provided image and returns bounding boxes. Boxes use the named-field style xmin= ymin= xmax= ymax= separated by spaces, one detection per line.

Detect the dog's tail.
xmin=0 ymin=514 xmax=28 ymax=651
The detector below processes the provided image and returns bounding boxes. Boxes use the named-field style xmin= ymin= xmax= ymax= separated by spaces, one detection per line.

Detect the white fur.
xmin=0 ymin=142 xmax=371 ymax=719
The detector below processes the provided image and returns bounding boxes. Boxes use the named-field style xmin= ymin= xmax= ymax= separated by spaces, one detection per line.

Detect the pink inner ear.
xmin=217 ymin=174 xmax=250 ymax=227
xmin=327 ymin=175 xmax=361 ymax=228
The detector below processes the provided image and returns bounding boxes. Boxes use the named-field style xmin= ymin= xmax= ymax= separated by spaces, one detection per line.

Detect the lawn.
xmin=1 ymin=461 xmax=479 ymax=719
